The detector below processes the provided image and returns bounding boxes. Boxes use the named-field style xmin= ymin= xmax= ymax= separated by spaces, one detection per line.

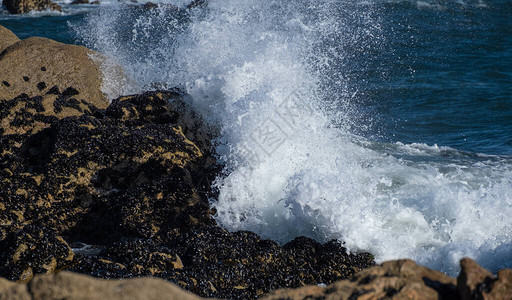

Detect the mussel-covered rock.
xmin=0 ymin=90 xmax=374 ymax=299
xmin=0 ymin=225 xmax=74 ymax=282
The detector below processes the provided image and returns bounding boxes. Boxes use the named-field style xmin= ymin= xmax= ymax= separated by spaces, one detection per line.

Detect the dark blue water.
xmin=364 ymin=0 xmax=512 ymax=156
xmin=0 ymin=14 xmax=82 ymax=43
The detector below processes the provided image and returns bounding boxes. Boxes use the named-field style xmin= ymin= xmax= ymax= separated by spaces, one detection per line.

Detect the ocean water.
xmin=1 ymin=0 xmax=512 ymax=276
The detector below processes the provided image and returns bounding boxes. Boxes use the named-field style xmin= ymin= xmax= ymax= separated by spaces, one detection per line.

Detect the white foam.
xmin=76 ymin=0 xmax=512 ymax=275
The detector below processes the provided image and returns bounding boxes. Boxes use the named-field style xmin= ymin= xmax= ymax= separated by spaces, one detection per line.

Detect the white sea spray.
xmin=75 ymin=0 xmax=512 ymax=276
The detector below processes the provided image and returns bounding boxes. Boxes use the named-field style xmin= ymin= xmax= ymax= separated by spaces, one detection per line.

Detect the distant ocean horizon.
xmin=2 ymin=0 xmax=512 ymax=276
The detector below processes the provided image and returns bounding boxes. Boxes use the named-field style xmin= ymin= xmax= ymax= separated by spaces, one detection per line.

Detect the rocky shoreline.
xmin=1 ymin=25 xmax=512 ymax=299
xmin=0 ymin=25 xmax=374 ymax=299
xmin=1 ymin=258 xmax=511 ymax=299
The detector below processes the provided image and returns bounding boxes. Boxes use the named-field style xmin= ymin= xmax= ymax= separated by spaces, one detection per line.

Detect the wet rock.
xmin=106 ymin=90 xmax=216 ymax=154
xmin=0 ymin=91 xmax=208 ymax=243
xmin=187 ymin=0 xmax=206 ymax=9
xmin=0 ymin=89 xmax=375 ymax=299
xmin=71 ymin=0 xmax=88 ymax=4
xmin=0 ymin=92 xmax=103 ymax=136
xmin=486 ymin=269 xmax=512 ymax=300
xmin=458 ymin=258 xmax=512 ymax=300
xmin=2 ymin=0 xmax=61 ymax=14
xmin=0 ymin=25 xmax=20 ymax=53
xmin=0 ymin=226 xmax=74 ymax=282
xmin=65 ymin=225 xmax=373 ymax=299
xmin=458 ymin=258 xmax=494 ymax=300
xmin=143 ymin=1 xmax=157 ymax=9
xmin=262 ymin=259 xmax=458 ymax=300
xmin=0 ymin=37 xmax=107 ymax=107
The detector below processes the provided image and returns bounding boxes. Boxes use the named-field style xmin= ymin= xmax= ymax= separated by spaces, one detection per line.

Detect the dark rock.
xmin=263 ymin=259 xmax=458 ymax=300
xmin=36 ymin=82 xmax=46 ymax=91
xmin=458 ymin=258 xmax=494 ymax=300
xmin=90 ymin=0 xmax=100 ymax=4
xmin=0 ymin=91 xmax=102 ymax=136
xmin=1 ymin=0 xmax=61 ymax=14
xmin=0 ymin=90 xmax=375 ymax=299
xmin=46 ymin=86 xmax=60 ymax=95
xmin=143 ymin=1 xmax=157 ymax=9
xmin=71 ymin=0 xmax=88 ymax=4
xmin=186 ymin=0 xmax=206 ymax=9
xmin=0 ymin=225 xmax=74 ymax=282
xmin=62 ymin=87 xmax=79 ymax=96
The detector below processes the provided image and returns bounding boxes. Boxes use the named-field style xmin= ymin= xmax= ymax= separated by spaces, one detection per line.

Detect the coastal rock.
xmin=67 ymin=226 xmax=373 ymax=299
xmin=458 ymin=258 xmax=512 ymax=300
xmin=0 ymin=271 xmax=202 ymax=300
xmin=0 ymin=91 xmax=104 ymax=136
xmin=0 ymin=37 xmax=107 ymax=108
xmin=187 ymin=0 xmax=206 ymax=9
xmin=0 ymin=25 xmax=20 ymax=53
xmin=0 ymin=91 xmax=208 ymax=242
xmin=0 ymin=226 xmax=74 ymax=282
xmin=0 ymin=277 xmax=30 ymax=300
xmin=2 ymin=0 xmax=61 ymax=14
xmin=458 ymin=258 xmax=494 ymax=299
xmin=262 ymin=259 xmax=458 ymax=300
xmin=4 ymin=257 xmax=512 ymax=299
xmin=0 ymin=89 xmax=375 ymax=299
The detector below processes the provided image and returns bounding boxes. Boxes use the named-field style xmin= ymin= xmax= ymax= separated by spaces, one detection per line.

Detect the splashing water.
xmin=74 ymin=0 xmax=512 ymax=275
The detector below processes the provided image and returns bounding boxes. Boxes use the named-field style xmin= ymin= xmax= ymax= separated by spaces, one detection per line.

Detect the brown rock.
xmin=262 ymin=259 xmax=458 ymax=300
xmin=0 ymin=25 xmax=20 ymax=54
xmin=458 ymin=258 xmax=512 ymax=300
xmin=0 ymin=37 xmax=108 ymax=108
xmin=458 ymin=258 xmax=494 ymax=300
xmin=486 ymin=269 xmax=512 ymax=300
xmin=0 ymin=271 xmax=202 ymax=300
xmin=2 ymin=0 xmax=61 ymax=14
xmin=0 ymin=277 xmax=30 ymax=300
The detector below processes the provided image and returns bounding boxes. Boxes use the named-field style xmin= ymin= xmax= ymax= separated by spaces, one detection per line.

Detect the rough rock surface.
xmin=0 ymin=225 xmax=74 ymax=282
xmin=2 ymin=0 xmax=61 ymax=14
xmin=0 ymin=271 xmax=201 ymax=300
xmin=2 ymin=257 xmax=512 ymax=299
xmin=458 ymin=258 xmax=512 ymax=300
xmin=263 ymin=258 xmax=512 ymax=300
xmin=0 ymin=36 xmax=106 ymax=107
xmin=0 ymin=26 xmax=20 ymax=53
xmin=0 ymin=90 xmax=374 ymax=299
xmin=263 ymin=259 xmax=458 ymax=300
